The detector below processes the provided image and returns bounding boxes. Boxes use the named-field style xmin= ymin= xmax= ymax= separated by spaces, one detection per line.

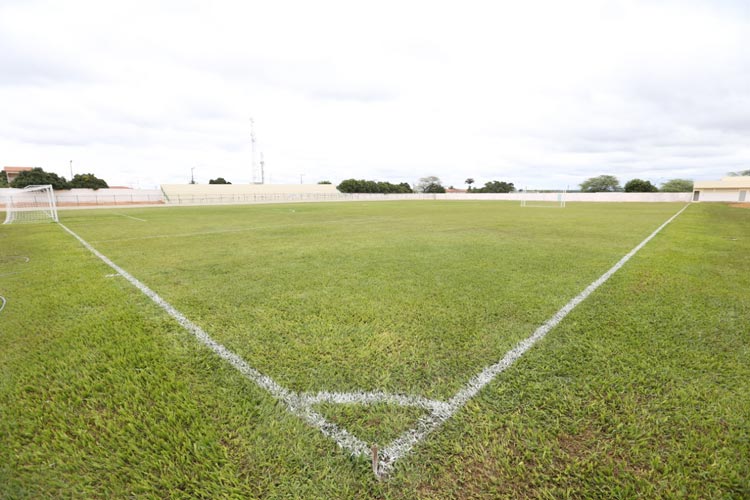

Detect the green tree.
xmin=422 ymin=182 xmax=446 ymax=193
xmin=415 ymin=176 xmax=445 ymax=193
xmin=336 ymin=179 xmax=412 ymax=194
xmin=208 ymin=177 xmax=231 ymax=184
xmin=69 ymin=173 xmax=109 ymax=190
xmin=728 ymin=169 xmax=750 ymax=176
xmin=10 ymin=167 xmax=69 ymax=190
xmin=660 ymin=179 xmax=694 ymax=192
xmin=474 ymin=180 xmax=516 ymax=193
xmin=624 ymin=178 xmax=658 ymax=192
xmin=580 ymin=175 xmax=620 ymax=192
xmin=0 ymin=170 xmax=8 ymax=188
xmin=317 ymin=180 xmax=332 ymax=184
xmin=465 ymin=178 xmax=474 ymax=191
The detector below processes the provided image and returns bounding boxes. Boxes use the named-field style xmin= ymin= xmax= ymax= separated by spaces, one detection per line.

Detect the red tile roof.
xmin=3 ymin=166 xmax=33 ymax=173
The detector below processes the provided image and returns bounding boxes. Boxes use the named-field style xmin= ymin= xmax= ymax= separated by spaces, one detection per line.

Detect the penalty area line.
xmin=57 ymin=222 xmax=372 ymax=460
xmin=374 ymin=203 xmax=691 ymax=476
xmin=113 ymin=212 xmax=147 ymax=222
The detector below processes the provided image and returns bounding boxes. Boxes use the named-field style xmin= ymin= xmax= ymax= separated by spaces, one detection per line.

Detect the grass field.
xmin=1 ymin=201 xmax=748 ymax=498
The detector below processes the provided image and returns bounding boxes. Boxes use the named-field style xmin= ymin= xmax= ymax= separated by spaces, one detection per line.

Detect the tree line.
xmin=579 ymin=175 xmax=693 ymax=193
xmin=1 ymin=167 xmax=108 ymax=190
xmin=337 ymin=176 xmax=517 ymax=194
xmin=336 ymin=179 xmax=414 ymax=193
xmin=2 ymin=169 xmax=715 ymax=194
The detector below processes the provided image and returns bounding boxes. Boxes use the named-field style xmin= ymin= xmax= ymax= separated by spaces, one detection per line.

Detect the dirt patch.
xmin=729 ymin=203 xmax=750 ymax=209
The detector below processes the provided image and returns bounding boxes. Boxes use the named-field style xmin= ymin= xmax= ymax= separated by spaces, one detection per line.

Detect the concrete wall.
xmin=0 ymin=187 xmax=701 ymax=210
xmin=441 ymin=192 xmax=692 ymax=202
xmin=0 ymin=188 xmax=163 ymax=208
xmin=161 ymin=183 xmax=339 ymax=199
xmin=55 ymin=188 xmax=164 ymax=206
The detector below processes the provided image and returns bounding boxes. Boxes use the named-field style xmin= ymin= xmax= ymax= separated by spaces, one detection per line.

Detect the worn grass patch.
xmin=314 ymin=403 xmax=428 ymax=447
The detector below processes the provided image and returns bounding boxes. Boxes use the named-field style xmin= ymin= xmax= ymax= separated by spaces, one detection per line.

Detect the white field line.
xmin=374 ymin=203 xmax=691 ymax=476
xmin=300 ymin=391 xmax=451 ymax=414
xmin=57 ymin=203 xmax=689 ymax=479
xmin=57 ymin=222 xmax=371 ymax=459
xmin=0 ymin=296 xmax=6 ymax=314
xmin=114 ymin=212 xmax=147 ymax=222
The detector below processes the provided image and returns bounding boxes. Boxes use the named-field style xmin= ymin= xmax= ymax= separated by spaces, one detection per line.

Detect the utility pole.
xmin=69 ymin=160 xmax=73 ymax=179
xmin=190 ymin=167 xmax=195 ymax=184
xmin=260 ymin=152 xmax=265 ymax=184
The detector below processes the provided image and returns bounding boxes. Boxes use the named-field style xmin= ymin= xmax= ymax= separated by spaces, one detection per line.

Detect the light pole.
xmin=69 ymin=160 xmax=73 ymax=179
xmin=190 ymin=167 xmax=195 ymax=184
xmin=300 ymin=174 xmax=304 ymax=184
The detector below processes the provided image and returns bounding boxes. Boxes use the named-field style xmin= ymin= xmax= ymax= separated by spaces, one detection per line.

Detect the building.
xmin=693 ymin=176 xmax=750 ymax=202
xmin=2 ymin=166 xmax=33 ymax=184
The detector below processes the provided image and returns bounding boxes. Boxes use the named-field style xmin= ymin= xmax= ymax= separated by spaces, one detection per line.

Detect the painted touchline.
xmin=58 ymin=222 xmax=372 ymax=459
xmin=374 ymin=203 xmax=690 ymax=475
xmin=58 ymin=203 xmax=690 ymax=478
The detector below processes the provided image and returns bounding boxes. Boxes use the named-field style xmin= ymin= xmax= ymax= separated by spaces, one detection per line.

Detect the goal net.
xmin=3 ymin=185 xmax=59 ymax=224
xmin=520 ymin=188 xmax=567 ymax=208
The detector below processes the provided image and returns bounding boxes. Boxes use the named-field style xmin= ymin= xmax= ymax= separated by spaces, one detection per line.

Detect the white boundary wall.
xmin=0 ymin=188 xmax=697 ymax=209
xmin=0 ymin=188 xmax=163 ymax=208
xmin=159 ymin=191 xmax=693 ymax=205
xmin=55 ymin=188 xmax=163 ymax=206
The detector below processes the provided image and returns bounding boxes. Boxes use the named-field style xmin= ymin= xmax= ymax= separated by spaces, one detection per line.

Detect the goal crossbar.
xmin=3 ymin=185 xmax=59 ymax=224
xmin=520 ymin=188 xmax=567 ymax=208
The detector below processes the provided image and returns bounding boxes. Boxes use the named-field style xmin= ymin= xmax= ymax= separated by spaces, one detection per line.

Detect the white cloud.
xmin=1 ymin=0 xmax=749 ymax=189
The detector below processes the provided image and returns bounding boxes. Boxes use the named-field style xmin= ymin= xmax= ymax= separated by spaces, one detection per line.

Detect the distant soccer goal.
xmin=520 ymin=188 xmax=567 ymax=208
xmin=3 ymin=185 xmax=59 ymax=224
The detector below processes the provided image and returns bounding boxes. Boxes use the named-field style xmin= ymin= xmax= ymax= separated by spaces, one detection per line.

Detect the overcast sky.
xmin=1 ymin=0 xmax=749 ymax=189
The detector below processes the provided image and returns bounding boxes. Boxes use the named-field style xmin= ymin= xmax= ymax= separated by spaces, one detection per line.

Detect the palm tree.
xmin=465 ymin=178 xmax=475 ymax=191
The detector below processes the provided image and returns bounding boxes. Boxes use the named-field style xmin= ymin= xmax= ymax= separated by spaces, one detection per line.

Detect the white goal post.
xmin=3 ymin=185 xmax=59 ymax=224
xmin=520 ymin=188 xmax=567 ymax=208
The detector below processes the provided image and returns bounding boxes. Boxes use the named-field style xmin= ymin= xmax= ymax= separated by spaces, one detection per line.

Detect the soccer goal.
xmin=520 ymin=188 xmax=567 ymax=208
xmin=3 ymin=185 xmax=59 ymax=224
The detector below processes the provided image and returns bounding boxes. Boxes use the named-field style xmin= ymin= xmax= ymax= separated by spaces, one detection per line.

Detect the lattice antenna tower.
xmin=260 ymin=152 xmax=265 ymax=184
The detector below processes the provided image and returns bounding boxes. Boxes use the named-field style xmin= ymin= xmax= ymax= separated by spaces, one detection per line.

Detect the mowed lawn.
xmin=0 ymin=201 xmax=748 ymax=498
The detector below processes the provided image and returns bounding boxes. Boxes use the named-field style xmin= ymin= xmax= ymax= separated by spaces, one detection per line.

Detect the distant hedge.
xmin=337 ymin=179 xmax=413 ymax=193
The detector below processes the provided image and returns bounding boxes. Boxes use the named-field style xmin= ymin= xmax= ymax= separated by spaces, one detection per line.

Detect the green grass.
xmin=1 ymin=201 xmax=748 ymax=498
